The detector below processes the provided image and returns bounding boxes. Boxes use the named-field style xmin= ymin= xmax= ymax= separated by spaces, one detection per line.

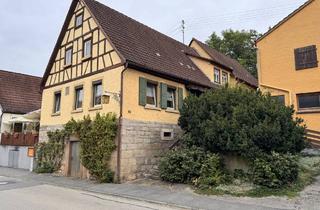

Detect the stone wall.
xmin=119 ymin=118 xmax=182 ymax=181
xmin=39 ymin=125 xmax=64 ymax=142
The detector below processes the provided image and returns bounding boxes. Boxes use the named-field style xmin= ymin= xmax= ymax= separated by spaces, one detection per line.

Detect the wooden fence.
xmin=0 ymin=133 xmax=39 ymax=147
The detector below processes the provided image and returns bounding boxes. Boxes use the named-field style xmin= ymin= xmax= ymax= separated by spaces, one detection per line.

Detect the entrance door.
xmin=70 ymin=142 xmax=81 ymax=177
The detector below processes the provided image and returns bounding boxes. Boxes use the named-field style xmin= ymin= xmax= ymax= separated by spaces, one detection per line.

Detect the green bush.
xmin=194 ymin=154 xmax=231 ymax=188
xmin=179 ymin=87 xmax=306 ymax=158
xmin=159 ymin=147 xmax=205 ymax=183
xmin=35 ymin=130 xmax=67 ymax=173
xmin=252 ymin=152 xmax=299 ymax=188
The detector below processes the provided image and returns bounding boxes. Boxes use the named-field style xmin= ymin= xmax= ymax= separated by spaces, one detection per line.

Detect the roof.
xmin=0 ymin=70 xmax=42 ymax=114
xmin=191 ymin=39 xmax=258 ymax=88
xmin=43 ymin=0 xmax=213 ymax=88
xmin=256 ymin=0 xmax=314 ymax=43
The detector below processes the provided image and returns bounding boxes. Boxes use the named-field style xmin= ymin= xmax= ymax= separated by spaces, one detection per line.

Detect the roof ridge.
xmin=87 ymin=0 xmax=190 ymax=49
xmin=0 ymin=69 xmax=41 ymax=79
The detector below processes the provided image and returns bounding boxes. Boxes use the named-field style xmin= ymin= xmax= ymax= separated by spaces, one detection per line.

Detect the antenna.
xmin=181 ymin=20 xmax=185 ymax=44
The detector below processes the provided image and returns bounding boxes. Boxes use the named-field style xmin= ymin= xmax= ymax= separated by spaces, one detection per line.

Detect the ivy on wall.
xmin=35 ymin=113 xmax=118 ymax=183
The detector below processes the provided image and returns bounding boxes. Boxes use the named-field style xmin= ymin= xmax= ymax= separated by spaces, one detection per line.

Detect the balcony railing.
xmin=0 ymin=133 xmax=39 ymax=147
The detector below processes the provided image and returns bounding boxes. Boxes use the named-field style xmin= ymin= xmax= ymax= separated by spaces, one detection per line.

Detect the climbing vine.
xmin=35 ymin=113 xmax=118 ymax=183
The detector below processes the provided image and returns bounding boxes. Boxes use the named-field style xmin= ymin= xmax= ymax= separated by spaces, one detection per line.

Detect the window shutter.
xmin=295 ymin=45 xmax=318 ymax=70
xmin=160 ymin=83 xmax=167 ymax=109
xmin=139 ymin=77 xmax=147 ymax=106
xmin=178 ymin=88 xmax=184 ymax=110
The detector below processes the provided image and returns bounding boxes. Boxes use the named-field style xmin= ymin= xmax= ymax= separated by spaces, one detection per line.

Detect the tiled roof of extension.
xmin=192 ymin=39 xmax=258 ymax=88
xmin=0 ymin=70 xmax=42 ymax=114
xmin=82 ymin=0 xmax=214 ymax=88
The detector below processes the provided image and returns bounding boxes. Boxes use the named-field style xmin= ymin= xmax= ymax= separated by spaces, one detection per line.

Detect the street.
xmin=0 ymin=175 xmax=178 ymax=210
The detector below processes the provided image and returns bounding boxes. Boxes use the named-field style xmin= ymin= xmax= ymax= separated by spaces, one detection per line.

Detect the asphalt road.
xmin=0 ymin=176 xmax=178 ymax=210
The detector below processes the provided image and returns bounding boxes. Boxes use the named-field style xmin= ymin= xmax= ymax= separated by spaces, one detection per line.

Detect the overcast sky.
xmin=0 ymin=0 xmax=306 ymax=77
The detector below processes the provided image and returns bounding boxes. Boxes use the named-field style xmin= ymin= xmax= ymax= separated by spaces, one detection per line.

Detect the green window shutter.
xmin=178 ymin=88 xmax=184 ymax=110
xmin=160 ymin=83 xmax=168 ymax=109
xmin=139 ymin=77 xmax=147 ymax=106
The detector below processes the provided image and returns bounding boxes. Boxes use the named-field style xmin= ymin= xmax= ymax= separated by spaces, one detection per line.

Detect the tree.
xmin=178 ymin=87 xmax=306 ymax=159
xmin=206 ymin=29 xmax=261 ymax=78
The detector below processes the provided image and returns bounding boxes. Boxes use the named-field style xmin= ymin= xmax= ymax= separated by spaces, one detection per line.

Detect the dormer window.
xmin=83 ymin=39 xmax=92 ymax=58
xmin=75 ymin=13 xmax=83 ymax=28
xmin=65 ymin=47 xmax=72 ymax=66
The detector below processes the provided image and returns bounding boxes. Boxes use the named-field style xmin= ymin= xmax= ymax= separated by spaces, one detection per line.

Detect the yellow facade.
xmin=122 ymin=68 xmax=187 ymax=124
xmin=257 ymin=0 xmax=320 ymax=131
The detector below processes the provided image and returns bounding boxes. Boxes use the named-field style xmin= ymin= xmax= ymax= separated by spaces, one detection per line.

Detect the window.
xmin=13 ymin=123 xmax=23 ymax=133
xmin=75 ymin=13 xmax=83 ymax=28
xmin=294 ymin=45 xmax=318 ymax=70
xmin=53 ymin=92 xmax=61 ymax=113
xmin=83 ymin=39 xmax=92 ymax=58
xmin=65 ymin=48 xmax=72 ymax=66
xmin=167 ymin=88 xmax=176 ymax=109
xmin=271 ymin=95 xmax=285 ymax=105
xmin=214 ymin=68 xmax=220 ymax=84
xmin=92 ymin=81 xmax=102 ymax=107
xmin=297 ymin=93 xmax=320 ymax=109
xmin=74 ymin=86 xmax=84 ymax=109
xmin=221 ymin=72 xmax=228 ymax=85
xmin=146 ymin=82 xmax=157 ymax=106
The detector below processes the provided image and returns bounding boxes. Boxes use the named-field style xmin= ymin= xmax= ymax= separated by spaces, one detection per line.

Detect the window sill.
xmin=144 ymin=105 xmax=161 ymax=111
xmin=82 ymin=56 xmax=92 ymax=62
xmin=89 ymin=105 xmax=102 ymax=111
xmin=51 ymin=113 xmax=61 ymax=117
xmin=71 ymin=109 xmax=83 ymax=114
xmin=165 ymin=109 xmax=179 ymax=114
xmin=297 ymin=109 xmax=320 ymax=114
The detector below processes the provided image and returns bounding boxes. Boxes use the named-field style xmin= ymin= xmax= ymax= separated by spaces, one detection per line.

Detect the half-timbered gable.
xmin=44 ymin=0 xmax=122 ymax=88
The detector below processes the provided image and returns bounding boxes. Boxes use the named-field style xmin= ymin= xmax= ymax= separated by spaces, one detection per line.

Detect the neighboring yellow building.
xmin=40 ymin=0 xmax=257 ymax=181
xmin=257 ymin=0 xmax=320 ymax=146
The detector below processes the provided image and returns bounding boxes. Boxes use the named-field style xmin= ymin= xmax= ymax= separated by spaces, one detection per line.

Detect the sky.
xmin=0 ymin=0 xmax=306 ymax=77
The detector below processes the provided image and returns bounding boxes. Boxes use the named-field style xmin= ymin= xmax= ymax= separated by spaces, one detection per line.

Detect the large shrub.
xmin=179 ymin=87 xmax=306 ymax=158
xmin=159 ymin=147 xmax=205 ymax=183
xmin=252 ymin=152 xmax=299 ymax=188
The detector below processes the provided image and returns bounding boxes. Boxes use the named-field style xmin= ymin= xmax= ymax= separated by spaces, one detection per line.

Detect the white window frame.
xmin=221 ymin=71 xmax=228 ymax=85
xmin=167 ymin=87 xmax=176 ymax=110
xmin=53 ymin=92 xmax=61 ymax=114
xmin=75 ymin=13 xmax=83 ymax=28
xmin=74 ymin=86 xmax=84 ymax=110
xmin=214 ymin=68 xmax=221 ymax=84
xmin=65 ymin=47 xmax=72 ymax=66
xmin=83 ymin=39 xmax=92 ymax=58
xmin=92 ymin=81 xmax=102 ymax=107
xmin=146 ymin=82 xmax=157 ymax=107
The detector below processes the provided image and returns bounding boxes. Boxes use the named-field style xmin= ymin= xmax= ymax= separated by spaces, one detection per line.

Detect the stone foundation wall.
xmin=39 ymin=125 xmax=64 ymax=142
xmin=119 ymin=118 xmax=182 ymax=181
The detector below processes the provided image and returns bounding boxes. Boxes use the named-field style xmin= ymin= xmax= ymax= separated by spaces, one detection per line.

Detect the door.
xmin=8 ymin=149 xmax=19 ymax=168
xmin=70 ymin=142 xmax=81 ymax=177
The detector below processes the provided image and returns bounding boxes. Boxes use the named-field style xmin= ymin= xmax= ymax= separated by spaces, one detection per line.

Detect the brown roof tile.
xmin=0 ymin=70 xmax=42 ymax=114
xmin=192 ymin=39 xmax=258 ymax=88
xmin=81 ymin=0 xmax=213 ymax=88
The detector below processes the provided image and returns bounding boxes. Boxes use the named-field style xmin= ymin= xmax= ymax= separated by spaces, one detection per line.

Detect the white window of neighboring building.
xmin=214 ymin=67 xmax=221 ymax=84
xmin=146 ymin=82 xmax=157 ymax=106
xmin=221 ymin=72 xmax=228 ymax=85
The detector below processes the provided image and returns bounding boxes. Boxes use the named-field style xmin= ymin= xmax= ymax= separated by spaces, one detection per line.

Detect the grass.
xmin=195 ymin=155 xmax=320 ymax=198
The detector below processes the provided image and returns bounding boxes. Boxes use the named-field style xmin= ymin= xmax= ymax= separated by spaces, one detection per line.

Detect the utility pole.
xmin=181 ymin=20 xmax=185 ymax=44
